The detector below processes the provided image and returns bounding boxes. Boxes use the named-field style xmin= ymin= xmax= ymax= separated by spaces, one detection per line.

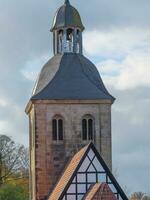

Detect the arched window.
xmin=52 ymin=116 xmax=64 ymax=141
xmin=82 ymin=115 xmax=94 ymax=141
xmin=76 ymin=29 xmax=80 ymax=53
xmin=66 ymin=28 xmax=73 ymax=52
xmin=58 ymin=30 xmax=63 ymax=53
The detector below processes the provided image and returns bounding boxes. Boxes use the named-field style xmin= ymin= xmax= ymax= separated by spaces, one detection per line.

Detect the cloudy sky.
xmin=0 ymin=0 xmax=150 ymax=196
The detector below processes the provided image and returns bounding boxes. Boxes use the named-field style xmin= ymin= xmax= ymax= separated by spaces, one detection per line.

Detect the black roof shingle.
xmin=51 ymin=0 xmax=84 ymax=31
xmin=31 ymin=53 xmax=115 ymax=102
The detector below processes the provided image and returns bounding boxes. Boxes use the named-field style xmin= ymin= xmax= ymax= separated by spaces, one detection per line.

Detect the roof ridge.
xmin=83 ymin=183 xmax=101 ymax=200
xmin=47 ymin=142 xmax=128 ymax=200
xmin=31 ymin=54 xmax=115 ymax=101
xmin=76 ymin=54 xmax=114 ymax=100
xmin=47 ymin=143 xmax=91 ymax=200
xmin=65 ymin=0 xmax=70 ymax=4
xmin=32 ymin=54 xmax=69 ymax=99
xmin=84 ymin=183 xmax=118 ymax=200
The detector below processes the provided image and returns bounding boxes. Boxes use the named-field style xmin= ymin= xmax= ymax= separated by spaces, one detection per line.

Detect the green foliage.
xmin=0 ymin=184 xmax=29 ymax=200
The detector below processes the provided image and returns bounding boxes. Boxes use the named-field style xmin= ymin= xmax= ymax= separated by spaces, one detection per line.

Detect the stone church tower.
xmin=26 ymin=0 xmax=115 ymax=200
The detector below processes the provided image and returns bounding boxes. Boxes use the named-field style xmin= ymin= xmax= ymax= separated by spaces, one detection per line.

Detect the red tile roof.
xmin=47 ymin=142 xmax=128 ymax=200
xmin=84 ymin=183 xmax=117 ymax=200
xmin=48 ymin=144 xmax=89 ymax=200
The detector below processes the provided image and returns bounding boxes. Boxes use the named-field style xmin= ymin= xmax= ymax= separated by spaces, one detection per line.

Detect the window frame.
xmin=52 ymin=115 xmax=64 ymax=142
xmin=82 ymin=115 xmax=94 ymax=141
xmin=57 ymin=29 xmax=64 ymax=53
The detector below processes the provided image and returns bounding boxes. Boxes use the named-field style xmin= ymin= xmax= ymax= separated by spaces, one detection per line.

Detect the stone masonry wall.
xmin=99 ymin=104 xmax=112 ymax=170
xmin=29 ymin=101 xmax=112 ymax=200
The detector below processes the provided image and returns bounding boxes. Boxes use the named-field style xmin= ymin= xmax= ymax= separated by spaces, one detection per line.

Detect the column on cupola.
xmin=53 ymin=27 xmax=83 ymax=54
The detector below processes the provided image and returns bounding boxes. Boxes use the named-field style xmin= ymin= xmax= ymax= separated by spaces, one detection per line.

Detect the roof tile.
xmin=84 ymin=183 xmax=118 ymax=200
xmin=48 ymin=144 xmax=89 ymax=200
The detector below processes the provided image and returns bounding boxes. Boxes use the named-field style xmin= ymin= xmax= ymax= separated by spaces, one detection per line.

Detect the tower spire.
xmin=65 ymin=0 xmax=70 ymax=4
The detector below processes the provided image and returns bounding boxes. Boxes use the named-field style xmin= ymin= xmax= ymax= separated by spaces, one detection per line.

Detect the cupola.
xmin=51 ymin=0 xmax=84 ymax=54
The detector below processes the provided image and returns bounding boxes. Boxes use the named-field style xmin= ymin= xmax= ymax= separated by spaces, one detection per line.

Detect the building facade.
xmin=26 ymin=0 xmax=115 ymax=200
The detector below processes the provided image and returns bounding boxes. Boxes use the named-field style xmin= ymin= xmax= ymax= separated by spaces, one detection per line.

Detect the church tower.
xmin=26 ymin=1 xmax=115 ymax=200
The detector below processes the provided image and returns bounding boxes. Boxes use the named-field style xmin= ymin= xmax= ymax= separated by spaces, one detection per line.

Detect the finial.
xmin=65 ymin=0 xmax=70 ymax=4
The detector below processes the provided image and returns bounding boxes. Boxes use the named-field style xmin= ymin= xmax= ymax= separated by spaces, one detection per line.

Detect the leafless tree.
xmin=130 ymin=192 xmax=150 ymax=200
xmin=130 ymin=192 xmax=144 ymax=200
xmin=0 ymin=135 xmax=29 ymax=185
xmin=18 ymin=147 xmax=29 ymax=178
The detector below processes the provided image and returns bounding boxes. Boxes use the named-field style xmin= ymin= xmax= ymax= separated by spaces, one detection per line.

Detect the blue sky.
xmin=0 ymin=0 xmax=150 ymax=196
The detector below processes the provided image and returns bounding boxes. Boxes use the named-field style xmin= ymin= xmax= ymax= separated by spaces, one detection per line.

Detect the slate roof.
xmin=84 ymin=183 xmax=117 ymax=200
xmin=47 ymin=143 xmax=128 ymax=200
xmin=31 ymin=53 xmax=115 ymax=102
xmin=51 ymin=0 xmax=84 ymax=31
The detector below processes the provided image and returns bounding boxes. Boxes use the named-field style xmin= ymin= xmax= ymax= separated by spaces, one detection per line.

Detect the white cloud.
xmin=84 ymin=27 xmax=150 ymax=193
xmin=0 ymin=99 xmax=8 ymax=107
xmin=0 ymin=0 xmax=150 ymax=194
xmin=0 ymin=121 xmax=9 ymax=131
xmin=84 ymin=28 xmax=150 ymax=58
xmin=21 ymin=54 xmax=49 ymax=81
xmin=99 ymin=49 xmax=150 ymax=90
xmin=111 ymin=88 xmax=150 ymax=194
xmin=84 ymin=27 xmax=150 ymax=90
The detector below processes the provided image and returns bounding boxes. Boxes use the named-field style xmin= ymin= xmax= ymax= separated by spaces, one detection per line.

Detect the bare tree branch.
xmin=0 ymin=135 xmax=29 ymax=185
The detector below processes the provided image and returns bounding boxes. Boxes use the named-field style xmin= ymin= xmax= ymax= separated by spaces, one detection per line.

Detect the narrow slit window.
xmin=58 ymin=119 xmax=63 ymax=140
xmin=52 ymin=119 xmax=57 ymax=140
xmin=82 ymin=119 xmax=87 ymax=140
xmin=88 ymin=119 xmax=93 ymax=140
